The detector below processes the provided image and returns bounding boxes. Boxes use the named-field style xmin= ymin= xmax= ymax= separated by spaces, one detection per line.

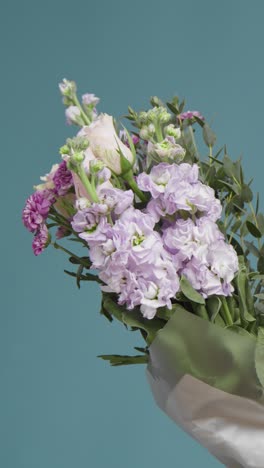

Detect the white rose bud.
xmin=79 ymin=114 xmax=134 ymax=175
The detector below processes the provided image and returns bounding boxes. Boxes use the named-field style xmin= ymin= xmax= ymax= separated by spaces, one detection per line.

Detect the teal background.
xmin=2 ymin=1 xmax=264 ymax=467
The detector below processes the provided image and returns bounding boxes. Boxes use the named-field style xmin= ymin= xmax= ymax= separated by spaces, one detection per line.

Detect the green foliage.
xmin=180 ymin=276 xmax=205 ymax=305
xmin=98 ymin=353 xmax=148 ymax=366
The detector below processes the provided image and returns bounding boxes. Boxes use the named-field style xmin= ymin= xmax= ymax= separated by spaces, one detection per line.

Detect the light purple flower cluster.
xmin=137 ymin=163 xmax=238 ymax=297
xmin=73 ymin=207 xmax=179 ymax=319
xmin=71 ymin=162 xmax=238 ymax=316
xmin=163 ymin=217 xmax=238 ymax=296
xmin=137 ymin=163 xmax=222 ymax=222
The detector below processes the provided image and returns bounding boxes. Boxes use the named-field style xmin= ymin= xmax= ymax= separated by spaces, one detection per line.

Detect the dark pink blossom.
xmin=32 ymin=224 xmax=49 ymax=256
xmin=179 ymin=110 xmax=204 ymax=121
xmin=53 ymin=161 xmax=73 ymax=196
xmin=22 ymin=190 xmax=55 ymax=232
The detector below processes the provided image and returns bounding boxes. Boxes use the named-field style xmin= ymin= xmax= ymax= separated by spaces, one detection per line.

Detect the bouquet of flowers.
xmin=22 ymin=79 xmax=264 ymax=467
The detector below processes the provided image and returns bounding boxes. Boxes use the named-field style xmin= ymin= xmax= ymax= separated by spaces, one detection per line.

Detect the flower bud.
xmin=65 ymin=106 xmax=82 ymax=125
xmin=139 ymin=124 xmax=155 ymax=141
xmin=164 ymin=124 xmax=181 ymax=139
xmin=82 ymin=93 xmax=100 ymax=106
xmin=148 ymin=138 xmax=186 ymax=163
xmin=59 ymin=78 xmax=76 ymax=97
xmin=72 ymin=152 xmax=85 ymax=163
xmin=75 ymin=197 xmax=91 ymax=210
xmin=89 ymin=160 xmax=105 ymax=174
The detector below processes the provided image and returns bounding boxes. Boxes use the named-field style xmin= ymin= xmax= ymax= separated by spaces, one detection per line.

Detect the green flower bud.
xmin=89 ymin=160 xmax=104 ymax=174
xmin=150 ymin=96 xmax=164 ymax=107
xmin=158 ymin=108 xmax=171 ymax=124
xmin=72 ymin=152 xmax=85 ymax=163
xmin=164 ymin=124 xmax=181 ymax=139
xmin=59 ymin=78 xmax=77 ymax=97
xmin=60 ymin=145 xmax=69 ymax=155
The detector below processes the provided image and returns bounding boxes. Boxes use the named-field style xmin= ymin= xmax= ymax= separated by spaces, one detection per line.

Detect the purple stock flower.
xmin=53 ymin=161 xmax=73 ymax=196
xmin=179 ymin=110 xmax=205 ymax=121
xmin=22 ymin=190 xmax=55 ymax=232
xmin=82 ymin=93 xmax=100 ymax=106
xmin=88 ymin=208 xmax=180 ymax=319
xmin=32 ymin=224 xmax=49 ymax=256
xmin=97 ymin=187 xmax=134 ymax=216
xmin=138 ymin=162 xmax=222 ymax=222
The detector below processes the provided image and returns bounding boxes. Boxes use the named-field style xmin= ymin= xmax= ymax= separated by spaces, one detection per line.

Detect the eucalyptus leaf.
xmin=166 ymin=102 xmax=179 ymax=115
xmin=244 ymin=241 xmax=259 ymax=258
xmin=246 ymin=221 xmax=262 ymax=238
xmin=231 ymin=219 xmax=242 ymax=233
xmin=223 ymin=154 xmax=236 ymax=178
xmin=257 ymin=256 xmax=264 ymax=274
xmin=241 ymin=184 xmax=253 ymax=203
xmin=257 ymin=213 xmax=264 ymax=235
xmin=254 ymin=294 xmax=264 ymax=300
xmin=202 ymin=123 xmax=216 ymax=147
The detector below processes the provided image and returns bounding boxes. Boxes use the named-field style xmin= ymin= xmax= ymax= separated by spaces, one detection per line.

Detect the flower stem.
xmin=155 ymin=122 xmax=163 ymax=143
xmin=52 ymin=241 xmax=90 ymax=268
xmin=122 ymin=170 xmax=147 ymax=203
xmin=77 ymin=165 xmax=100 ymax=202
xmin=72 ymin=95 xmax=91 ymax=126
xmin=221 ymin=297 xmax=233 ymax=326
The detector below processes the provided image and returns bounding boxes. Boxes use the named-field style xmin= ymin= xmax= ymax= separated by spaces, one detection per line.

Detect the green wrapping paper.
xmin=147 ymin=307 xmax=264 ymax=467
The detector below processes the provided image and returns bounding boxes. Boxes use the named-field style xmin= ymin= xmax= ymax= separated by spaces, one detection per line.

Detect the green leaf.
xmin=255 ymin=327 xmax=264 ymax=388
xmin=256 ymin=192 xmax=260 ymax=214
xmin=202 ymin=123 xmax=216 ymax=147
xmin=254 ymin=294 xmax=264 ymax=300
xmin=218 ymin=179 xmax=240 ymax=195
xmin=206 ymin=296 xmax=222 ymax=322
xmin=240 ymin=184 xmax=253 ymax=203
xmin=231 ymin=219 xmax=242 ymax=233
xmin=223 ymin=154 xmax=235 ymax=178
xmin=246 ymin=221 xmax=262 ymax=238
xmin=180 ymin=275 xmax=205 ymax=305
xmin=229 ymin=236 xmax=244 ymax=256
xmin=156 ymin=304 xmax=177 ymax=321
xmin=193 ymin=115 xmax=205 ymax=127
xmin=258 ymin=256 xmax=264 ymax=274
xmin=257 ymin=213 xmax=264 ymax=235
xmin=102 ymin=296 xmax=164 ymax=345
xmin=236 ymin=260 xmax=256 ymax=323
xmin=98 ymin=354 xmax=148 ymax=366
xmin=244 ymin=241 xmax=259 ymax=258
xmin=166 ymin=102 xmax=179 ymax=115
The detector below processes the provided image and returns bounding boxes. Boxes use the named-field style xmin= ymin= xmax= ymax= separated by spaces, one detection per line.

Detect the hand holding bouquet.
xmin=23 ymin=79 xmax=264 ymax=467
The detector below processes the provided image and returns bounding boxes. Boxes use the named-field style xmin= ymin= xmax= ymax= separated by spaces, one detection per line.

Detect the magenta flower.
xmin=53 ymin=161 xmax=73 ymax=196
xmin=22 ymin=190 xmax=55 ymax=232
xmin=179 ymin=110 xmax=204 ymax=121
xmin=32 ymin=224 xmax=49 ymax=256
